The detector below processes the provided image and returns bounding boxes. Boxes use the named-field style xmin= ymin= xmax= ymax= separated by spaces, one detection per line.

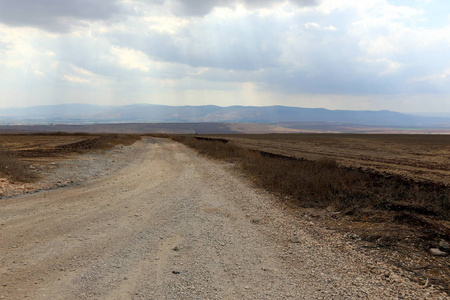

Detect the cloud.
xmin=63 ymin=74 xmax=90 ymax=84
xmin=1 ymin=0 xmax=450 ymax=112
xmin=0 ymin=0 xmax=123 ymax=32
xmin=0 ymin=0 xmax=319 ymax=33
xmin=170 ymin=0 xmax=319 ymax=16
xmin=111 ymin=46 xmax=152 ymax=72
xmin=108 ymin=11 xmax=286 ymax=71
xmin=0 ymin=39 xmax=11 ymax=52
xmin=34 ymin=0 xmax=450 ymax=97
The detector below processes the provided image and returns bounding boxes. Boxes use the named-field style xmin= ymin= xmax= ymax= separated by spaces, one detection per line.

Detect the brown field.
xmin=0 ymin=133 xmax=141 ymax=185
xmin=0 ymin=134 xmax=95 ymax=150
xmin=205 ymin=134 xmax=450 ymax=185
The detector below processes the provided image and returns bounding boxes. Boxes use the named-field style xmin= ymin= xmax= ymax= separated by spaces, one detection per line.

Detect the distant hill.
xmin=1 ymin=103 xmax=449 ymax=128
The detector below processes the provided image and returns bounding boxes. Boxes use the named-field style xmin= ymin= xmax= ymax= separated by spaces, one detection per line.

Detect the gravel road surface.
xmin=0 ymin=138 xmax=446 ymax=299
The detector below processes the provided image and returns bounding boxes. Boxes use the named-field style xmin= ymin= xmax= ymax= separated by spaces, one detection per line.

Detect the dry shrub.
xmin=172 ymin=135 xmax=450 ymax=219
xmin=171 ymin=136 xmax=249 ymax=160
xmin=240 ymin=153 xmax=370 ymax=208
xmin=57 ymin=134 xmax=142 ymax=153
xmin=0 ymin=147 xmax=38 ymax=182
xmin=28 ymin=132 xmax=95 ymax=136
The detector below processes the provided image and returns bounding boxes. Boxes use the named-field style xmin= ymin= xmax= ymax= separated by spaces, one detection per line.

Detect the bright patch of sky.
xmin=0 ymin=0 xmax=449 ymax=113
xmin=389 ymin=0 xmax=449 ymax=28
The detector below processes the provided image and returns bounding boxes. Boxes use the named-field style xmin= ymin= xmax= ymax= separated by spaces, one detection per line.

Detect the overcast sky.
xmin=0 ymin=0 xmax=449 ymax=112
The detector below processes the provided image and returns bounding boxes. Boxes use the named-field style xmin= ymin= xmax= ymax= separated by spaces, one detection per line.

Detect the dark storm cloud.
xmin=0 ymin=0 xmax=123 ymax=32
xmin=172 ymin=0 xmax=319 ymax=16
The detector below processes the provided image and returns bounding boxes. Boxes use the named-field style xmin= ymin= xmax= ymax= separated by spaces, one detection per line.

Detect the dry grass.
xmin=0 ymin=146 xmax=38 ymax=182
xmin=55 ymin=134 xmax=142 ymax=153
xmin=0 ymin=133 xmax=142 ymax=183
xmin=215 ymin=133 xmax=450 ymax=185
xmin=171 ymin=135 xmax=450 ymax=220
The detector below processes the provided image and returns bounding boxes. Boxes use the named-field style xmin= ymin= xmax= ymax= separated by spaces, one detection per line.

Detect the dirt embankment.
xmin=0 ymin=138 xmax=447 ymax=299
xmin=0 ymin=134 xmax=141 ymax=198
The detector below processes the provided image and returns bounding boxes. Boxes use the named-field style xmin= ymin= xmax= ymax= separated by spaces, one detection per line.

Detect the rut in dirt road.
xmin=0 ymin=138 xmax=446 ymax=299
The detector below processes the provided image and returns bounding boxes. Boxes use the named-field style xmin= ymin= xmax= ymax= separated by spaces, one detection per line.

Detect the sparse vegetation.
xmin=171 ymin=135 xmax=450 ymax=219
xmin=54 ymin=133 xmax=142 ymax=153
xmin=216 ymin=133 xmax=450 ymax=185
xmin=0 ymin=146 xmax=38 ymax=182
xmin=0 ymin=133 xmax=142 ymax=182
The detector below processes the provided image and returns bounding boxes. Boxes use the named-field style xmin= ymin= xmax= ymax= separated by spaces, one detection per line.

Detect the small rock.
xmin=429 ymin=248 xmax=447 ymax=256
xmin=251 ymin=218 xmax=260 ymax=224
xmin=360 ymin=241 xmax=377 ymax=249
xmin=173 ymin=246 xmax=180 ymax=251
xmin=439 ymin=240 xmax=450 ymax=250
xmin=291 ymin=236 xmax=300 ymax=243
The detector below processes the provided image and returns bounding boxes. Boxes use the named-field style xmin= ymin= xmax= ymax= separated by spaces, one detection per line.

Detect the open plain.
xmin=1 ymin=138 xmax=448 ymax=299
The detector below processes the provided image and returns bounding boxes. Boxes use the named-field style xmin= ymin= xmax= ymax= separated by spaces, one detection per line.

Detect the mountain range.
xmin=1 ymin=103 xmax=449 ymax=128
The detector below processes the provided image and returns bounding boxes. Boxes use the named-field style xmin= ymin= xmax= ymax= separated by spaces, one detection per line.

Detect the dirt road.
xmin=0 ymin=138 xmax=446 ymax=299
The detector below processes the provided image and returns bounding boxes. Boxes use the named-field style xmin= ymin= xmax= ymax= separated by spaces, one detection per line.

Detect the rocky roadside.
xmin=0 ymin=140 xmax=149 ymax=199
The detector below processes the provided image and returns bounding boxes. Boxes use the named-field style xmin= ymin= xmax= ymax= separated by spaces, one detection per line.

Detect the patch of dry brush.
xmin=1 ymin=133 xmax=142 ymax=183
xmin=55 ymin=134 xmax=142 ymax=153
xmin=171 ymin=135 xmax=450 ymax=220
xmin=0 ymin=146 xmax=38 ymax=183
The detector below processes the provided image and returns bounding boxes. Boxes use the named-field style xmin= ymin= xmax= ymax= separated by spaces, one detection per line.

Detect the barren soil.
xmin=215 ymin=134 xmax=450 ymax=185
xmin=0 ymin=138 xmax=447 ymax=299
